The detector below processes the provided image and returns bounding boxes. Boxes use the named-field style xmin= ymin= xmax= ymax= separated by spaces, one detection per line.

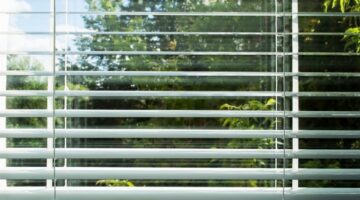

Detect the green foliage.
xmin=344 ymin=27 xmax=360 ymax=52
xmin=7 ymin=55 xmax=44 ymax=71
xmin=324 ymin=0 xmax=360 ymax=52
xmin=220 ymin=99 xmax=277 ymax=130
xmin=66 ymin=0 xmax=282 ymax=188
xmin=6 ymin=55 xmax=47 ymax=129
xmin=219 ymin=98 xmax=279 ymax=187
xmin=7 ymin=55 xmax=47 ymax=91
xmin=323 ymin=0 xmax=360 ymax=12
xmin=96 ymin=179 xmax=135 ymax=187
xmin=6 ymin=55 xmax=48 ymax=170
xmin=219 ymin=98 xmax=278 ymax=150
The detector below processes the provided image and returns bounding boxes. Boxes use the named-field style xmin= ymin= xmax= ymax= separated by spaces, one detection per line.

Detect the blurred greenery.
xmin=63 ymin=0 xmax=279 ymax=188
xmin=324 ymin=0 xmax=360 ymax=52
xmin=96 ymin=179 xmax=135 ymax=187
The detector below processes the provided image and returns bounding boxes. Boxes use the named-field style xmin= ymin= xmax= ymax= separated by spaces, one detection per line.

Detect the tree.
xmin=6 ymin=55 xmax=47 ymax=186
xmin=64 ymin=0 xmax=279 ymax=187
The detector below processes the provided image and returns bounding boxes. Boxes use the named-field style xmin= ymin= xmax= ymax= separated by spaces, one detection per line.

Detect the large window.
xmin=0 ymin=0 xmax=359 ymax=199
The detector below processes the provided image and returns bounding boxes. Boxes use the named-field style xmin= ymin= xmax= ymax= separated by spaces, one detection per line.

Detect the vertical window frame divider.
xmin=291 ymin=0 xmax=300 ymax=189
xmin=275 ymin=0 xmax=283 ymax=191
xmin=0 ymin=2 xmax=9 ymax=188
xmin=63 ymin=0 xmax=69 ymax=188
xmin=276 ymin=0 xmax=287 ymax=198
xmin=281 ymin=0 xmax=287 ymax=198
xmin=51 ymin=0 xmax=56 ymax=197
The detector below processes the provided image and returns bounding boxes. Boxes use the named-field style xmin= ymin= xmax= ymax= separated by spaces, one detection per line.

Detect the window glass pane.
xmin=0 ymin=0 xmax=359 ymax=199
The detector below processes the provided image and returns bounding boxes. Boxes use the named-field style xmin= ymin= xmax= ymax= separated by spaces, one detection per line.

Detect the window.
xmin=0 ymin=0 xmax=359 ymax=199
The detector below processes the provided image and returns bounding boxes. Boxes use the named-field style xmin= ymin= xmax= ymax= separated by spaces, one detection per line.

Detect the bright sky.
xmin=1 ymin=0 xmax=91 ymax=69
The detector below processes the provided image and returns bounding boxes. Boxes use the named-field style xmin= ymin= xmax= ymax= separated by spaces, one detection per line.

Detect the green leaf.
xmin=265 ymin=98 xmax=276 ymax=107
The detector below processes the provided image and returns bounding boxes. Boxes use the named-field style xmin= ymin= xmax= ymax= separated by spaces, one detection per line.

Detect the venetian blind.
xmin=0 ymin=0 xmax=360 ymax=200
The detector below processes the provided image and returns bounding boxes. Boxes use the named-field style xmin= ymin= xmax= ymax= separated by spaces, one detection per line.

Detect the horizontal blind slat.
xmin=1 ymin=129 xmax=359 ymax=138
xmin=2 ymin=90 xmax=360 ymax=97
xmin=1 ymin=167 xmax=359 ymax=180
xmin=0 ymin=90 xmax=282 ymax=97
xmin=1 ymin=110 xmax=360 ymax=118
xmin=1 ymin=148 xmax=359 ymax=159
xmin=3 ymin=51 xmax=360 ymax=56
xmin=2 ymin=32 xmax=359 ymax=36
xmin=3 ymin=71 xmax=360 ymax=77
xmin=0 ymin=110 xmax=285 ymax=118
xmin=0 ymin=129 xmax=284 ymax=138
xmin=1 ymin=11 xmax=360 ymax=17
xmin=1 ymin=187 xmax=360 ymax=200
